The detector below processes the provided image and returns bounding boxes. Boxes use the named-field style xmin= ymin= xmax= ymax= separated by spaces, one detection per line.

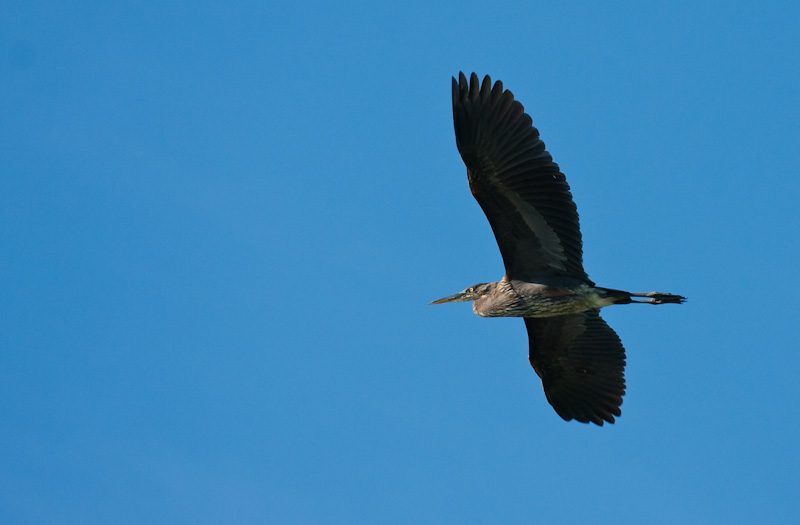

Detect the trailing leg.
xmin=629 ymin=291 xmax=686 ymax=304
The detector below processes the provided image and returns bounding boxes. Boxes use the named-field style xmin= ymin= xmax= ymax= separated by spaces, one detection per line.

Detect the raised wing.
xmin=452 ymin=72 xmax=588 ymax=282
xmin=524 ymin=311 xmax=626 ymax=425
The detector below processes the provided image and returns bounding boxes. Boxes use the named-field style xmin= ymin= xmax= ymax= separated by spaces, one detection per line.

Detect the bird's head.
xmin=429 ymin=283 xmax=494 ymax=305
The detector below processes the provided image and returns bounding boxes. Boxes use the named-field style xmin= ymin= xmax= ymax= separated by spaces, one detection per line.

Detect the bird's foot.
xmin=630 ymin=292 xmax=686 ymax=304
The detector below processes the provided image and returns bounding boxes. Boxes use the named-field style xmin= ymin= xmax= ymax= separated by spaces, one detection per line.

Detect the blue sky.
xmin=2 ymin=1 xmax=799 ymax=523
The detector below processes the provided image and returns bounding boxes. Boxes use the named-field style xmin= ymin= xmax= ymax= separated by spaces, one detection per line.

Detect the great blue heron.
xmin=431 ymin=72 xmax=685 ymax=425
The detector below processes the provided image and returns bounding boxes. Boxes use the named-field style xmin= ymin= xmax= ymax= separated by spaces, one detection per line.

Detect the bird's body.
xmin=448 ymin=279 xmax=683 ymax=318
xmin=473 ymin=279 xmax=606 ymax=318
xmin=432 ymin=73 xmax=685 ymax=425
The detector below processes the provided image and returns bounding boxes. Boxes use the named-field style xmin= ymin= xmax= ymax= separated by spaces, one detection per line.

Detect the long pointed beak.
xmin=429 ymin=292 xmax=467 ymax=305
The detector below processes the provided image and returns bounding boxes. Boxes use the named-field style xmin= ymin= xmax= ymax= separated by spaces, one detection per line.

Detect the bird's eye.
xmin=468 ymin=287 xmax=475 ymax=292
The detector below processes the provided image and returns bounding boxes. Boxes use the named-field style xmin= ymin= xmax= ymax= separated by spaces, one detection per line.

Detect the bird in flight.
xmin=431 ymin=72 xmax=685 ymax=425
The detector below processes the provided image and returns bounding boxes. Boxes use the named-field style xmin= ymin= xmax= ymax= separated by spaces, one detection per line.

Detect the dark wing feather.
xmin=524 ymin=311 xmax=626 ymax=425
xmin=452 ymin=72 xmax=588 ymax=282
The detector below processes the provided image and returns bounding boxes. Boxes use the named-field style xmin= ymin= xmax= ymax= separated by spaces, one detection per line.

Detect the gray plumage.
xmin=431 ymin=73 xmax=685 ymax=425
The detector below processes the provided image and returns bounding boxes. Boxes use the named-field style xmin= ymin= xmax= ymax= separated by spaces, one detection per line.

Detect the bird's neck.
xmin=472 ymin=281 xmax=515 ymax=317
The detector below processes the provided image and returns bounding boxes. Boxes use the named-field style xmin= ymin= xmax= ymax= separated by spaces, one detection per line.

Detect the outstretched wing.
xmin=452 ymin=72 xmax=588 ymax=282
xmin=524 ymin=311 xmax=626 ymax=425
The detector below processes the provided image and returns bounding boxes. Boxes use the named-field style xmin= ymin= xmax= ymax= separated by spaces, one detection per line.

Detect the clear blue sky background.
xmin=2 ymin=1 xmax=799 ymax=523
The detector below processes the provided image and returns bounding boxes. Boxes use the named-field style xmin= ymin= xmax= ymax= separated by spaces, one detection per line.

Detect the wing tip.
xmin=452 ymin=72 xmax=503 ymax=104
